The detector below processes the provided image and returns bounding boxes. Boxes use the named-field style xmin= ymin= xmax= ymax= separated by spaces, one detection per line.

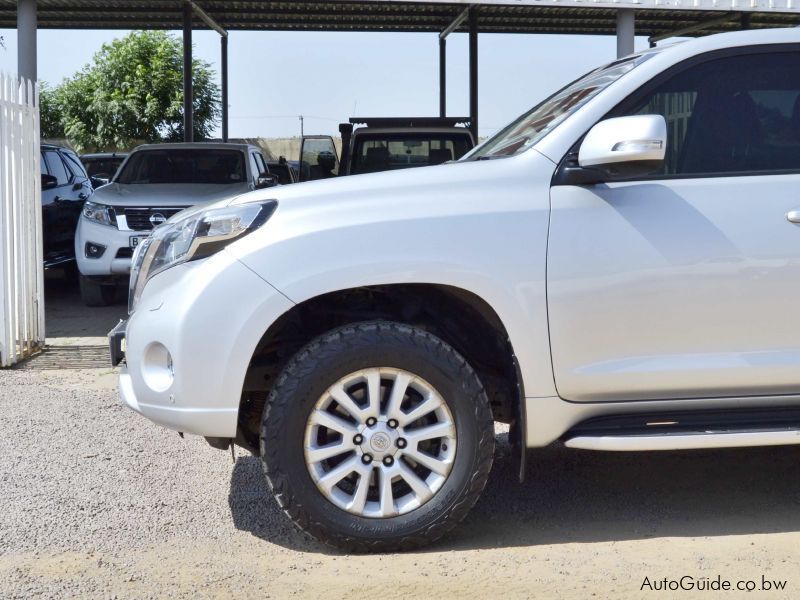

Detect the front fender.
xmin=229 ymin=152 xmax=558 ymax=398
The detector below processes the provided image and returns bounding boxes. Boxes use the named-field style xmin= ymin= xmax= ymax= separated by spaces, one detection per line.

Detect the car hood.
xmin=228 ymin=161 xmax=493 ymax=211
xmin=93 ymin=182 xmax=252 ymax=208
xmin=178 ymin=154 xmax=545 ymax=235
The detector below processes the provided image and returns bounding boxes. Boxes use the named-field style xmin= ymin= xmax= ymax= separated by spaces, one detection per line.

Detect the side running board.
xmin=565 ymin=429 xmax=800 ymax=451
xmin=562 ymin=407 xmax=800 ymax=451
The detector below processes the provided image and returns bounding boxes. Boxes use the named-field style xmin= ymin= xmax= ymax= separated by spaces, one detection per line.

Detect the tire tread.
xmin=259 ymin=320 xmax=494 ymax=553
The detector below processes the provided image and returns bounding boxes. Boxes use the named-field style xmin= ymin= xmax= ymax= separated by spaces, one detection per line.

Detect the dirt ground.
xmin=1 ymin=276 xmax=799 ymax=599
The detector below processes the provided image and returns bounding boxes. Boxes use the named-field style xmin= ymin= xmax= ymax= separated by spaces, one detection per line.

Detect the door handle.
xmin=787 ymin=210 xmax=800 ymax=224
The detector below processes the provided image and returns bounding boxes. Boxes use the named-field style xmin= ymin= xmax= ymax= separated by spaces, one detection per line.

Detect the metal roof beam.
xmin=648 ymin=11 xmax=738 ymax=43
xmin=188 ymin=0 xmax=227 ymax=37
xmin=440 ymin=5 xmax=470 ymax=39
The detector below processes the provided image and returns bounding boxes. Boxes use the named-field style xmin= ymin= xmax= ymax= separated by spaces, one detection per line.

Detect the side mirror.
xmin=578 ymin=114 xmax=667 ymax=179
xmin=256 ymin=173 xmax=279 ymax=189
xmin=41 ymin=174 xmax=58 ymax=190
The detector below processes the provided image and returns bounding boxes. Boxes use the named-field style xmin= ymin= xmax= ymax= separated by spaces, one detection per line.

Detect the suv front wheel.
xmin=260 ymin=321 xmax=495 ymax=552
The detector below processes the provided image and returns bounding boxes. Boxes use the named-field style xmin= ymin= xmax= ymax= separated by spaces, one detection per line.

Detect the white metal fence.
xmin=0 ymin=74 xmax=44 ymax=367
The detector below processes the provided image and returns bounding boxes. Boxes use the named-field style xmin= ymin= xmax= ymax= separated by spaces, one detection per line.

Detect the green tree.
xmin=38 ymin=83 xmax=65 ymax=139
xmin=54 ymin=31 xmax=220 ymax=152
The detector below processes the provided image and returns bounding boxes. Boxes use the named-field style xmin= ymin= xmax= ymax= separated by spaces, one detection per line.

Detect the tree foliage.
xmin=43 ymin=31 xmax=220 ymax=152
xmin=39 ymin=83 xmax=65 ymax=139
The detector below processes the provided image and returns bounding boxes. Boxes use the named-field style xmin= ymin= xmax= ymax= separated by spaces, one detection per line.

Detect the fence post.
xmin=0 ymin=73 xmax=43 ymax=367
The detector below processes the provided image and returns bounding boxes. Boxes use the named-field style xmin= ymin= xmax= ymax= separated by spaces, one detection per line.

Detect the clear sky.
xmin=0 ymin=28 xmax=649 ymax=139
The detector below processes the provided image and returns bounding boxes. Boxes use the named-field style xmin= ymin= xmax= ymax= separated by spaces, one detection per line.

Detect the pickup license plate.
xmin=129 ymin=235 xmax=147 ymax=248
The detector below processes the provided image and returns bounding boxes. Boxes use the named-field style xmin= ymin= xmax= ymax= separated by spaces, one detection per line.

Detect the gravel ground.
xmin=2 ymin=280 xmax=800 ymax=598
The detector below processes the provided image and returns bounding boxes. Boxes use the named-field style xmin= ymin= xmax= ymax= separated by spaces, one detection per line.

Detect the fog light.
xmin=85 ymin=242 xmax=106 ymax=259
xmin=141 ymin=342 xmax=174 ymax=392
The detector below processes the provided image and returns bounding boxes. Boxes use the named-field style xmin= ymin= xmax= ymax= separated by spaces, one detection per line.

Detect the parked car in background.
xmin=80 ymin=152 xmax=128 ymax=189
xmin=297 ymin=117 xmax=476 ymax=182
xmin=75 ymin=142 xmax=276 ymax=305
xmin=41 ymin=143 xmax=93 ymax=271
xmin=266 ymin=157 xmax=298 ymax=184
xmin=115 ymin=28 xmax=800 ymax=551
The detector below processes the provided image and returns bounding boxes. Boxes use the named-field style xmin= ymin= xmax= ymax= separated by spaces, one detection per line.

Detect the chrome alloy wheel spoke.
xmin=304 ymin=367 xmax=457 ymax=518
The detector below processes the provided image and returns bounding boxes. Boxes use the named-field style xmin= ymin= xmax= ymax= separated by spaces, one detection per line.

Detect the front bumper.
xmin=117 ymin=251 xmax=294 ymax=437
xmin=75 ymin=218 xmax=150 ymax=277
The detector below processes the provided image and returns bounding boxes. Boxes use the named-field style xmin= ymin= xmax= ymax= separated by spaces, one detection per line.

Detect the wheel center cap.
xmin=369 ymin=432 xmax=391 ymax=453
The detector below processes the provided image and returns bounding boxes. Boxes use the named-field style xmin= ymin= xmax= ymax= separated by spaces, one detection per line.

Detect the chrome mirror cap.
xmin=579 ymin=114 xmax=667 ymax=168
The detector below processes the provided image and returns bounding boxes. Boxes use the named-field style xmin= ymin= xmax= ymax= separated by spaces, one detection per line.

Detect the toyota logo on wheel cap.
xmin=149 ymin=213 xmax=167 ymax=227
xmin=370 ymin=432 xmax=391 ymax=452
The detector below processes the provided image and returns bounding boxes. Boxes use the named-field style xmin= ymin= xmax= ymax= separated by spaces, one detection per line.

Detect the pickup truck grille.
xmin=124 ymin=207 xmax=184 ymax=231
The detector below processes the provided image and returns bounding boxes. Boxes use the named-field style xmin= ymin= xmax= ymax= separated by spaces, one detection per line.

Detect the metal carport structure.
xmin=8 ymin=0 xmax=800 ymax=144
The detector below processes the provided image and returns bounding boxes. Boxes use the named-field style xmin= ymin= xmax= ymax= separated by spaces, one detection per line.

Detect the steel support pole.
xmin=183 ymin=2 xmax=193 ymax=142
xmin=439 ymin=37 xmax=446 ymax=118
xmin=616 ymin=9 xmax=635 ymax=59
xmin=17 ymin=0 xmax=37 ymax=83
xmin=221 ymin=35 xmax=228 ymax=142
xmin=468 ymin=8 xmax=478 ymax=141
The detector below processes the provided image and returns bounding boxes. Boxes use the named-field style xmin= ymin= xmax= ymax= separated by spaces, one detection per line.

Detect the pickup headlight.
xmin=82 ymin=201 xmax=116 ymax=227
xmin=128 ymin=200 xmax=277 ymax=314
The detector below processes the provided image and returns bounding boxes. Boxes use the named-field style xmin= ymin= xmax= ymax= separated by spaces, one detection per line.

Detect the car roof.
xmin=80 ymin=152 xmax=128 ymax=159
xmin=642 ymin=26 xmax=800 ymax=62
xmin=41 ymin=143 xmax=72 ymax=152
xmin=130 ymin=142 xmax=258 ymax=153
xmin=352 ymin=127 xmax=474 ymax=136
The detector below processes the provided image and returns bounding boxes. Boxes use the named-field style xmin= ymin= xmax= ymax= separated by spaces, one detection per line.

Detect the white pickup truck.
xmin=75 ymin=142 xmax=276 ymax=305
xmin=114 ymin=28 xmax=800 ymax=551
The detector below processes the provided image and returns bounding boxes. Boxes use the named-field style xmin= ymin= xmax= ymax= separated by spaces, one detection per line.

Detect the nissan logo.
xmin=149 ymin=213 xmax=167 ymax=227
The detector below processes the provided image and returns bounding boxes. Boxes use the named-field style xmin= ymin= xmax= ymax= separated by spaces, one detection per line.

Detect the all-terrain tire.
xmin=260 ymin=320 xmax=495 ymax=552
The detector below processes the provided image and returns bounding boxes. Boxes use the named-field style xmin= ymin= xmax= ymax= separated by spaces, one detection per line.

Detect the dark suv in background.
xmin=80 ymin=152 xmax=128 ymax=189
xmin=40 ymin=144 xmax=93 ymax=270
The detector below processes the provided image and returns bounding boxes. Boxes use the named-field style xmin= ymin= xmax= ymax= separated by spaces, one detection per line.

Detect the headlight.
xmin=128 ymin=200 xmax=277 ymax=313
xmin=82 ymin=201 xmax=116 ymax=227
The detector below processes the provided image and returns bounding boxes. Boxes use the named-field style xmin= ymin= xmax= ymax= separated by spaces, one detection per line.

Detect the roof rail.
xmin=348 ymin=117 xmax=471 ymax=128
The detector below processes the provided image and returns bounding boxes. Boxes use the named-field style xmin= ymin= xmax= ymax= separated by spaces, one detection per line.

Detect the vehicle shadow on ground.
xmin=228 ymin=432 xmax=800 ymax=554
xmin=44 ymin=271 xmax=127 ymax=339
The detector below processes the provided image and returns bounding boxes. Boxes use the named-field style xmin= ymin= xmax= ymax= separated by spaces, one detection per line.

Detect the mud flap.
xmin=512 ymin=355 xmax=527 ymax=482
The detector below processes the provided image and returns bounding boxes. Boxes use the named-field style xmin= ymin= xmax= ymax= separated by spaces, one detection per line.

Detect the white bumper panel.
xmin=121 ymin=251 xmax=294 ymax=438
xmin=120 ymin=367 xmax=239 ymax=435
xmin=75 ymin=217 xmax=145 ymax=276
xmin=119 ymin=368 xmax=141 ymax=412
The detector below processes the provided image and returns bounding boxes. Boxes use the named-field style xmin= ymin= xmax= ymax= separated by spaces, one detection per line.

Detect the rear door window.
xmin=43 ymin=151 xmax=69 ymax=185
xmin=62 ymin=151 xmax=88 ymax=180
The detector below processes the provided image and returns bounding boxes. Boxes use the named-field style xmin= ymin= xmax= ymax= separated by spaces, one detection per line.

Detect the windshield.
xmin=117 ymin=149 xmax=245 ymax=184
xmin=468 ymin=55 xmax=649 ymax=160
xmin=351 ymin=133 xmax=473 ymax=174
xmin=84 ymin=157 xmax=125 ymax=178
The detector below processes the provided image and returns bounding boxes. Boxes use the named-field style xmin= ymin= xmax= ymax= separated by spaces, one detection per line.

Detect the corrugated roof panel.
xmin=0 ymin=1 xmax=798 ymax=34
